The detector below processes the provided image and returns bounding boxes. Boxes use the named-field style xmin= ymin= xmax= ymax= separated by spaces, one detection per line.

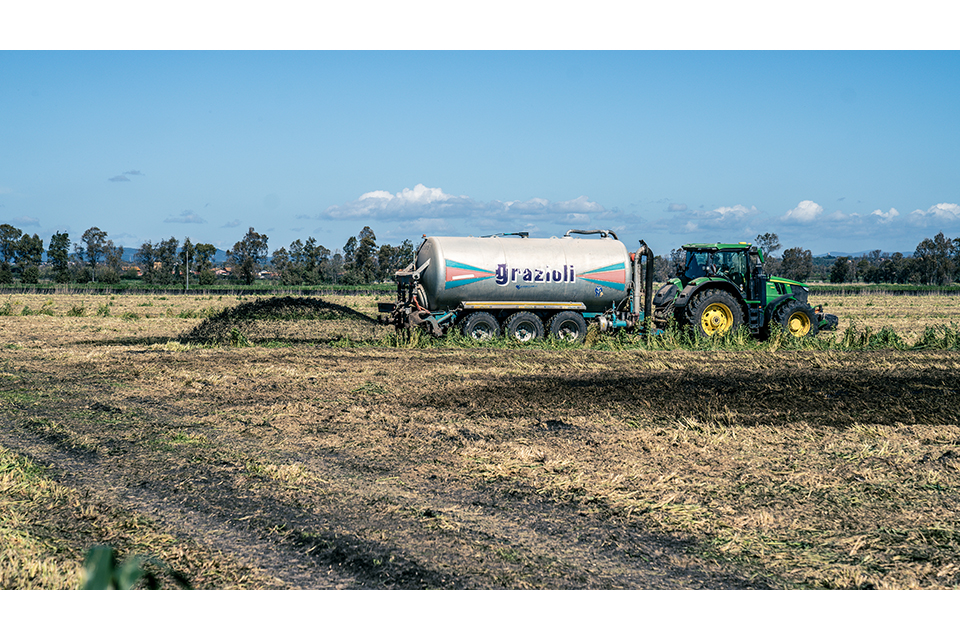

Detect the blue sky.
xmin=2 ymin=45 xmax=959 ymax=258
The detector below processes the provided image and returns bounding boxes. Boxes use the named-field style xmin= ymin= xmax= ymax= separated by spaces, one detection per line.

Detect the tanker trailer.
xmin=378 ymin=230 xmax=655 ymax=342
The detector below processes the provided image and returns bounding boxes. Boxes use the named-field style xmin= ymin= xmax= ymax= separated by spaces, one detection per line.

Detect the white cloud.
xmin=323 ymin=184 xmax=476 ymax=221
xmin=12 ymin=216 xmax=40 ymax=227
xmin=547 ymin=196 xmax=605 ymax=214
xmin=908 ymin=203 xmax=960 ymax=225
xmin=165 ymin=210 xmax=206 ymax=224
xmin=653 ymin=203 xmax=761 ymax=236
xmin=782 ymin=200 xmax=823 ymax=224
xmin=319 ymin=184 xmax=607 ymax=229
xmin=666 ymin=203 xmax=687 ymax=212
xmin=870 ymin=208 xmax=900 ymax=223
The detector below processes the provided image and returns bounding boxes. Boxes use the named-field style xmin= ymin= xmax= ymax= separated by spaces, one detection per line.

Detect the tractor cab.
xmin=676 ymin=243 xmax=756 ymax=295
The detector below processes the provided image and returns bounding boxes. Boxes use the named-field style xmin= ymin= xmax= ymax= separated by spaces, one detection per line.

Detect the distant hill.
xmin=815 ymin=250 xmax=914 ymax=259
xmin=119 ymin=247 xmax=228 ymax=264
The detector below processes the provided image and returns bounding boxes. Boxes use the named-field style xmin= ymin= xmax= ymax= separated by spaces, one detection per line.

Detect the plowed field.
xmin=1 ymin=292 xmax=958 ymax=589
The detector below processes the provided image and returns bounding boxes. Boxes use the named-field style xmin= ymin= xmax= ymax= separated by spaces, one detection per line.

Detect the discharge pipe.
xmin=633 ymin=240 xmax=654 ymax=322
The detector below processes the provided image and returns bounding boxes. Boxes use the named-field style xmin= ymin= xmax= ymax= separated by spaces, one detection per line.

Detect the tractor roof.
xmin=681 ymin=242 xmax=752 ymax=251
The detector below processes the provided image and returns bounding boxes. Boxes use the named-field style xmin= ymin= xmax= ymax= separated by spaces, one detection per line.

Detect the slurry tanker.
xmin=378 ymin=230 xmax=654 ymax=342
xmin=378 ymin=230 xmax=836 ymax=342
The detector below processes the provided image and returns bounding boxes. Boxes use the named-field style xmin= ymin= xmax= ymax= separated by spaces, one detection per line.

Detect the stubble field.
xmin=1 ymin=291 xmax=959 ymax=589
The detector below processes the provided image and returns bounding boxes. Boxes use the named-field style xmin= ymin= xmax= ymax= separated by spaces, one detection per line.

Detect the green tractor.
xmin=652 ymin=242 xmax=838 ymax=338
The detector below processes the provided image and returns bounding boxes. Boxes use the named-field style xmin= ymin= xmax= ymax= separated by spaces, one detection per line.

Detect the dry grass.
xmin=812 ymin=292 xmax=960 ymax=340
xmin=1 ymin=292 xmax=958 ymax=589
xmin=0 ymin=445 xmax=282 ymax=589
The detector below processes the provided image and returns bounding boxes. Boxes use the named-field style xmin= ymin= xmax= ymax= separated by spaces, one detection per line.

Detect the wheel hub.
xmin=701 ymin=303 xmax=732 ymax=335
xmin=515 ymin=324 xmax=536 ymax=341
xmin=788 ymin=312 xmax=810 ymax=336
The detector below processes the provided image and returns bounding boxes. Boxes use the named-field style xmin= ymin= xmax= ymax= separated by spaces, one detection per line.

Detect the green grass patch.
xmin=378 ymin=321 xmax=960 ymax=353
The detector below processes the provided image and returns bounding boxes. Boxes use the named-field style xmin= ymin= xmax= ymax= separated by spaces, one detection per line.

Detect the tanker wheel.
xmin=686 ymin=289 xmax=743 ymax=337
xmin=774 ymin=300 xmax=818 ymax=338
xmin=504 ymin=312 xmax=545 ymax=342
xmin=460 ymin=312 xmax=500 ymax=341
xmin=547 ymin=311 xmax=588 ymax=343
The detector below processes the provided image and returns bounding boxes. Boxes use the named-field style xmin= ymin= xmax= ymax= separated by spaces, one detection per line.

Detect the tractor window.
xmin=716 ymin=251 xmax=746 ymax=275
xmin=683 ymin=252 xmax=709 ymax=279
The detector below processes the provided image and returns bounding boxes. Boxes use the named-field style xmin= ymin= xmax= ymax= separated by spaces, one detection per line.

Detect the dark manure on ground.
xmin=178 ymin=296 xmax=384 ymax=345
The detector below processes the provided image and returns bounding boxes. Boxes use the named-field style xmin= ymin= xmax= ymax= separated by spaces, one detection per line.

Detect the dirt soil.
xmin=2 ymin=294 xmax=959 ymax=589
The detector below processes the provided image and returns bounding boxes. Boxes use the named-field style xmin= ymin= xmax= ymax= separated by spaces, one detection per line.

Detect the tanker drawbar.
xmin=378 ymin=230 xmax=655 ymax=342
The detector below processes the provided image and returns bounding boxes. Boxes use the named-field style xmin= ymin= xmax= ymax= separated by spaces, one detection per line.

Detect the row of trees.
xmin=4 ymin=222 xmax=959 ymax=287
xmin=135 ymin=238 xmax=219 ymax=286
xmin=0 ymin=222 xmax=416 ymax=287
xmin=829 ymin=232 xmax=960 ymax=285
xmin=268 ymin=226 xmax=414 ymax=286
xmin=0 ymin=224 xmax=88 ymax=284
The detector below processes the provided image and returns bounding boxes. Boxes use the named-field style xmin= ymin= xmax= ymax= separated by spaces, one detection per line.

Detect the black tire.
xmin=460 ymin=312 xmax=500 ymax=341
xmin=504 ymin=312 xmax=545 ymax=342
xmin=685 ymin=289 xmax=744 ymax=337
xmin=774 ymin=300 xmax=818 ymax=338
xmin=546 ymin=311 xmax=588 ymax=343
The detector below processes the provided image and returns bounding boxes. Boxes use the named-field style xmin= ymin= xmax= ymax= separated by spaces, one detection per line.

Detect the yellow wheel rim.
xmin=700 ymin=303 xmax=734 ymax=335
xmin=787 ymin=311 xmax=812 ymax=336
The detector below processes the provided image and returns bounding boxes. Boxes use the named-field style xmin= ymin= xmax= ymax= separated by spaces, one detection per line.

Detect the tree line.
xmin=4 ymin=222 xmax=958 ymax=288
xmin=827 ymin=232 xmax=960 ymax=285
xmin=0 ymin=223 xmax=414 ymax=287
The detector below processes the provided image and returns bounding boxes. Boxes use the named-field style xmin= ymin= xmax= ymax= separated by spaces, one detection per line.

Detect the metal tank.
xmin=415 ymin=232 xmax=632 ymax=313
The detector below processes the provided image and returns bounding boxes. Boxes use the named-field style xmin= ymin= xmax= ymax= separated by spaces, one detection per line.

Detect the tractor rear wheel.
xmin=460 ymin=312 xmax=500 ymax=341
xmin=774 ymin=300 xmax=818 ymax=338
xmin=685 ymin=289 xmax=743 ymax=337
xmin=547 ymin=311 xmax=588 ymax=342
xmin=504 ymin=312 xmax=545 ymax=342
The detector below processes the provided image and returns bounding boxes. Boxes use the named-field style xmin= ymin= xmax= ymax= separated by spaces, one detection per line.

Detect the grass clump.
xmin=229 ymin=327 xmax=251 ymax=347
xmin=912 ymin=324 xmax=960 ymax=350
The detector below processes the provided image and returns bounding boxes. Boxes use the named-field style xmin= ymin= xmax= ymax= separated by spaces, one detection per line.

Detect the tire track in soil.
xmin=1 ymin=349 xmax=777 ymax=590
xmin=0 ymin=426 xmax=352 ymax=589
xmin=294 ymin=450 xmax=774 ymax=589
xmin=0 ymin=421 xmax=771 ymax=589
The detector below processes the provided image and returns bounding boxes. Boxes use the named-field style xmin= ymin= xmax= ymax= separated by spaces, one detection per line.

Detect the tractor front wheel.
xmin=685 ymin=289 xmax=744 ymax=337
xmin=774 ymin=301 xmax=819 ymax=338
